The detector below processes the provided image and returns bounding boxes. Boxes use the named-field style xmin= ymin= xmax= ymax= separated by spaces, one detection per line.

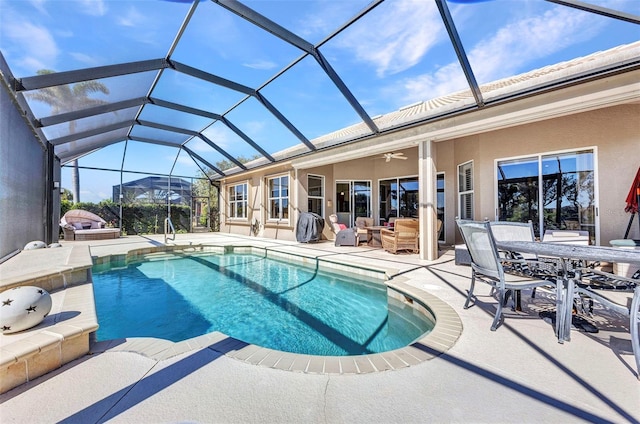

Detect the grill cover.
xmin=296 ymin=212 xmax=325 ymax=243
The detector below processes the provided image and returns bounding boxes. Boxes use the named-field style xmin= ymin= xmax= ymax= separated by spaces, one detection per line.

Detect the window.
xmin=379 ymin=176 xmax=418 ymax=222
xmin=497 ymin=149 xmax=595 ymax=241
xmin=458 ymin=161 xmax=474 ymax=220
xmin=228 ymin=183 xmax=248 ymax=219
xmin=268 ymin=175 xmax=289 ymax=221
xmin=307 ymin=175 xmax=324 ymax=216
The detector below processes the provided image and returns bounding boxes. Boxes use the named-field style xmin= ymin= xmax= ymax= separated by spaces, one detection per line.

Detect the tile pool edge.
xmin=92 ymin=244 xmax=395 ymax=281
xmin=90 ymin=244 xmax=462 ymax=374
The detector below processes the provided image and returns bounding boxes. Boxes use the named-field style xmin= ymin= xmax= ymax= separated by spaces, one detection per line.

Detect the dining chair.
xmin=490 ymin=221 xmax=539 ymax=274
xmin=489 ymin=221 xmax=559 ymax=304
xmin=456 ymin=219 xmax=560 ymax=331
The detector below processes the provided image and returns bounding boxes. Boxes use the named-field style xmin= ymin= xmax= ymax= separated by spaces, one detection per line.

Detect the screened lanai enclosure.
xmin=1 ymin=0 xmax=639 ymax=258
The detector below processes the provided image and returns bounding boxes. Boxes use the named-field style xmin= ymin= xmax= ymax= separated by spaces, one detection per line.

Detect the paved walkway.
xmin=1 ymin=233 xmax=638 ymax=423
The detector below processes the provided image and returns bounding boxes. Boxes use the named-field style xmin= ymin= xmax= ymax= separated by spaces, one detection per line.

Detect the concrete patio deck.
xmin=1 ymin=232 xmax=638 ymax=423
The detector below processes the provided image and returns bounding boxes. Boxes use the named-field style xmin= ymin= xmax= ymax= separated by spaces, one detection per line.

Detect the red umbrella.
xmin=625 ymin=166 xmax=640 ymax=214
xmin=623 ymin=166 xmax=640 ymax=239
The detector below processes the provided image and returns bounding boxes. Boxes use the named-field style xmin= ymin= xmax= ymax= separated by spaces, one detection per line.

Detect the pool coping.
xmin=0 ymin=246 xmax=98 ymax=393
xmin=90 ymin=244 xmax=463 ymax=374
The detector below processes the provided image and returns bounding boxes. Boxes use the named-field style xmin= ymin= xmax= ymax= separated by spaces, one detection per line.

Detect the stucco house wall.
xmin=218 ymin=64 xmax=639 ymax=250
xmin=446 ymin=103 xmax=639 ymax=245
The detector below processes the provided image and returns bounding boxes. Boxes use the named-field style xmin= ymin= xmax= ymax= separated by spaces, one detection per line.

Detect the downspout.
xmin=45 ymin=141 xmax=55 ymax=244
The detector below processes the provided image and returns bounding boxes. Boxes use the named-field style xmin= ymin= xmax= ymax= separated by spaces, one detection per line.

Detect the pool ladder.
xmin=164 ymin=217 xmax=176 ymax=244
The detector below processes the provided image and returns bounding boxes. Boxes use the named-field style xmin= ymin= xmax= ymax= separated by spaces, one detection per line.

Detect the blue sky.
xmin=1 ymin=0 xmax=638 ymax=203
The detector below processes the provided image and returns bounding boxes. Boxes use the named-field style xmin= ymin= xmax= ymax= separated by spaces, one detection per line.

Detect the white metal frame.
xmin=307 ymin=174 xmax=325 ymax=217
xmin=266 ymin=173 xmax=290 ymax=222
xmin=457 ymin=160 xmax=474 ymax=220
xmin=492 ymin=146 xmax=599 ymax=244
xmin=228 ymin=181 xmax=249 ymax=221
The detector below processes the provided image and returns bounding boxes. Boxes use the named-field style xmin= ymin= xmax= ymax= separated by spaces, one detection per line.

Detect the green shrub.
xmin=63 ymin=202 xmax=194 ymax=234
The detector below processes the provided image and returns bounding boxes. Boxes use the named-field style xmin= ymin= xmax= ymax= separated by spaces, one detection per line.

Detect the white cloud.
xmin=295 ymin=1 xmax=359 ymax=40
xmin=187 ymin=138 xmax=213 ymax=153
xmin=201 ymin=124 xmax=232 ymax=149
xmin=243 ymin=60 xmax=277 ymax=71
xmin=336 ymin=0 xmax=443 ymax=77
xmin=173 ymin=154 xmax=198 ymax=169
xmin=78 ymin=0 xmax=106 ymax=17
xmin=392 ymin=62 xmax=467 ymax=105
xmin=54 ymin=28 xmax=74 ymax=38
xmin=467 ymin=7 xmax=602 ymax=82
xmin=28 ymin=0 xmax=48 ymax=15
xmin=117 ymin=6 xmax=145 ymax=27
xmin=69 ymin=52 xmax=99 ymax=66
xmin=4 ymin=20 xmax=58 ymax=73
xmin=390 ymin=4 xmax=605 ymax=105
xmin=242 ymin=121 xmax=266 ymax=138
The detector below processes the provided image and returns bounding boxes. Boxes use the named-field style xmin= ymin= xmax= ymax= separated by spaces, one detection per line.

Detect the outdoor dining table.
xmin=495 ymin=240 xmax=640 ymax=343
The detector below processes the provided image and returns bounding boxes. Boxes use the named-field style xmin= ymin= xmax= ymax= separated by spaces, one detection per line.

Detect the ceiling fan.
xmin=381 ymin=152 xmax=407 ymax=162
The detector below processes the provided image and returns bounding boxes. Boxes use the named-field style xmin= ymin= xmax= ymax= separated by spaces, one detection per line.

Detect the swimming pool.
xmin=92 ymin=247 xmax=435 ymax=356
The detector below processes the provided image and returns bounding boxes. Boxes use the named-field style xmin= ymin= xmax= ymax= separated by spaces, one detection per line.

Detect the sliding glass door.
xmin=379 ymin=176 xmax=419 ymax=223
xmin=336 ymin=180 xmax=371 ymax=226
xmin=497 ymin=149 xmax=596 ymax=241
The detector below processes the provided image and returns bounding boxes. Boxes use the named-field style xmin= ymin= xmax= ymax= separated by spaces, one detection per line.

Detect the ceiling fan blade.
xmin=385 ymin=156 xmax=391 ymax=162
xmin=397 ymin=156 xmax=408 ymax=160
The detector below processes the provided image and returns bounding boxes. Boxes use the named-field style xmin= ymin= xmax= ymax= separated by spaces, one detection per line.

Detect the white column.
xmin=418 ymin=139 xmax=438 ymax=260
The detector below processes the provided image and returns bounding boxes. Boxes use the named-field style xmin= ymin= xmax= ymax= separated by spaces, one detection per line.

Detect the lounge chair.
xmin=542 ymin=230 xmax=590 ymax=245
xmin=329 ymin=214 xmax=357 ymax=247
xmin=60 ymin=209 xmax=120 ymax=241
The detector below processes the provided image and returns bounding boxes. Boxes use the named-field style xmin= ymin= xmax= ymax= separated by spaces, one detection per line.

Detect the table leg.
xmin=554 ymin=277 xmax=575 ymax=343
xmin=555 ymin=279 xmax=565 ymax=343
xmin=562 ymin=279 xmax=575 ymax=342
xmin=553 ymin=258 xmax=578 ymax=343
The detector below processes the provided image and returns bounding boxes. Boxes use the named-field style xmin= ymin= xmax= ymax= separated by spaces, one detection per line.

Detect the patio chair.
xmin=381 ymin=218 xmax=419 ymax=254
xmin=456 ymin=219 xmax=560 ymax=331
xmin=329 ymin=214 xmax=357 ymax=247
xmin=490 ymin=221 xmax=558 ymax=278
xmin=490 ymin=221 xmax=537 ymax=272
xmin=542 ymin=229 xmax=595 ymax=276
xmin=354 ymin=216 xmax=374 ymax=244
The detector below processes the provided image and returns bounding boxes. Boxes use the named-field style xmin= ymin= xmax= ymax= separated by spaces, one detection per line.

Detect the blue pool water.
xmin=92 ymin=251 xmax=434 ymax=356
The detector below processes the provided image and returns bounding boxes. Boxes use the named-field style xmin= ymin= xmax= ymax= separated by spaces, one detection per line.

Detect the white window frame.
xmin=493 ymin=146 xmax=599 ymax=243
xmin=458 ymin=160 xmax=474 ymax=220
xmin=307 ymin=174 xmax=324 ymax=216
xmin=267 ymin=174 xmax=290 ymax=222
xmin=437 ymin=171 xmax=446 ymax=242
xmin=228 ymin=182 xmax=248 ymax=220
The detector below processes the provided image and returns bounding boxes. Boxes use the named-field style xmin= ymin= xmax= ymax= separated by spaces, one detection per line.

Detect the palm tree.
xmin=28 ymin=70 xmax=109 ymax=203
